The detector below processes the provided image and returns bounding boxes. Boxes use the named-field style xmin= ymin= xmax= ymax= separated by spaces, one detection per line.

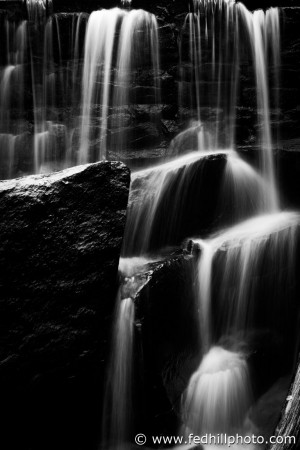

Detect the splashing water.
xmin=183 ymin=346 xmax=252 ymax=435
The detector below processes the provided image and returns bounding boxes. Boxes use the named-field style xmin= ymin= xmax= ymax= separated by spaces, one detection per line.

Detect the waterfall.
xmin=173 ymin=2 xmax=296 ymax=440
xmin=78 ymin=8 xmax=160 ymax=163
xmin=179 ymin=1 xmax=281 ymax=209
xmin=183 ymin=346 xmax=253 ymax=435
xmin=0 ymin=20 xmax=27 ymax=133
xmin=0 ymin=134 xmax=17 ymax=178
xmin=78 ymin=9 xmax=124 ymax=164
xmin=103 ymin=296 xmax=135 ymax=449
xmin=179 ymin=0 xmax=239 ymax=150
xmin=238 ymin=5 xmax=280 ymax=211
xmin=26 ymin=0 xmax=53 ymax=23
xmin=123 ymin=150 xmax=229 ymax=256
xmin=182 ymin=211 xmax=300 ymax=436
xmin=32 ymin=13 xmax=88 ymax=173
xmin=194 ymin=212 xmax=300 ymax=345
xmin=123 ymin=148 xmax=276 ymax=256
xmin=0 ymin=6 xmax=159 ymax=177
xmin=111 ymin=9 xmax=160 ymax=156
xmin=0 ymin=1 xmax=299 ymax=448
xmin=220 ymin=152 xmax=272 ymax=222
xmin=0 ymin=20 xmax=27 ymax=178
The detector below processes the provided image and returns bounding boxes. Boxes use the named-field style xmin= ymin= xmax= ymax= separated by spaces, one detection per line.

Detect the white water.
xmin=112 ymin=9 xmax=160 ymax=155
xmin=32 ymin=13 xmax=88 ymax=173
xmin=26 ymin=0 xmax=53 ymax=23
xmin=179 ymin=1 xmax=280 ymax=208
xmin=124 ymin=150 xmax=230 ymax=256
xmin=123 ymin=148 xmax=277 ymax=256
xmin=238 ymin=5 xmax=280 ymax=210
xmin=220 ymin=152 xmax=273 ymax=222
xmin=182 ymin=212 xmax=300 ymax=438
xmin=0 ymin=7 xmax=159 ymax=177
xmin=79 ymin=8 xmax=160 ymax=163
xmin=183 ymin=346 xmax=252 ymax=435
xmin=103 ymin=297 xmax=135 ymax=449
xmin=193 ymin=211 xmax=300 ymax=347
xmin=179 ymin=0 xmax=239 ymax=150
xmin=79 ymin=9 xmax=124 ymax=163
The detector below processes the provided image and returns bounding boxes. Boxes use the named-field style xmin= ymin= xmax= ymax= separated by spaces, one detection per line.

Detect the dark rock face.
xmin=0 ymin=161 xmax=130 ymax=450
xmin=132 ymin=251 xmax=199 ymax=437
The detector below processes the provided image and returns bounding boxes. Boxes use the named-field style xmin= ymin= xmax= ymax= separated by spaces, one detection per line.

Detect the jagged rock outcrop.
xmin=0 ymin=161 xmax=130 ymax=450
xmin=267 ymin=354 xmax=300 ymax=450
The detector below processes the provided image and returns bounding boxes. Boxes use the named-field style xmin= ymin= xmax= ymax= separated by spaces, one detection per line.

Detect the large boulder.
xmin=0 ymin=161 xmax=130 ymax=450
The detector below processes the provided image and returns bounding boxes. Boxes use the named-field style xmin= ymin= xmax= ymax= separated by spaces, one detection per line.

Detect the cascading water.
xmin=79 ymin=8 xmax=160 ymax=163
xmin=183 ymin=346 xmax=253 ymax=435
xmin=179 ymin=0 xmax=240 ymax=150
xmin=102 ymin=256 xmax=158 ymax=450
xmin=0 ymin=4 xmax=160 ymax=178
xmin=176 ymin=6 xmax=296 ymax=441
xmin=178 ymin=0 xmax=280 ymax=208
xmin=78 ymin=8 xmax=125 ymax=163
xmin=32 ymin=12 xmax=89 ymax=173
xmin=102 ymin=295 xmax=135 ymax=449
xmin=238 ymin=4 xmax=280 ymax=210
xmin=106 ymin=1 xmax=298 ymax=447
xmin=111 ymin=9 xmax=160 ymax=155
xmin=0 ymin=0 xmax=299 ymax=448
xmin=123 ymin=150 xmax=229 ymax=256
xmin=181 ymin=213 xmax=300 ymax=439
xmin=26 ymin=0 xmax=53 ymax=24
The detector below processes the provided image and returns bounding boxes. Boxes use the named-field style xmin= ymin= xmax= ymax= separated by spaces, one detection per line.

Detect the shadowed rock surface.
xmin=0 ymin=161 xmax=130 ymax=450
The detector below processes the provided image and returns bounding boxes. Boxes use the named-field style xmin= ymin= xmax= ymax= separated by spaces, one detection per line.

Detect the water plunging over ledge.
xmin=0 ymin=0 xmax=300 ymax=449
xmin=102 ymin=1 xmax=300 ymax=448
xmin=0 ymin=4 xmax=160 ymax=177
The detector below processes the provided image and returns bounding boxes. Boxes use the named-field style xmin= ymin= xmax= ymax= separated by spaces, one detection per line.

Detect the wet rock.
xmin=267 ymin=354 xmax=300 ymax=450
xmin=0 ymin=161 xmax=130 ymax=450
xmin=124 ymin=152 xmax=228 ymax=256
xmin=133 ymin=251 xmax=199 ymax=437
